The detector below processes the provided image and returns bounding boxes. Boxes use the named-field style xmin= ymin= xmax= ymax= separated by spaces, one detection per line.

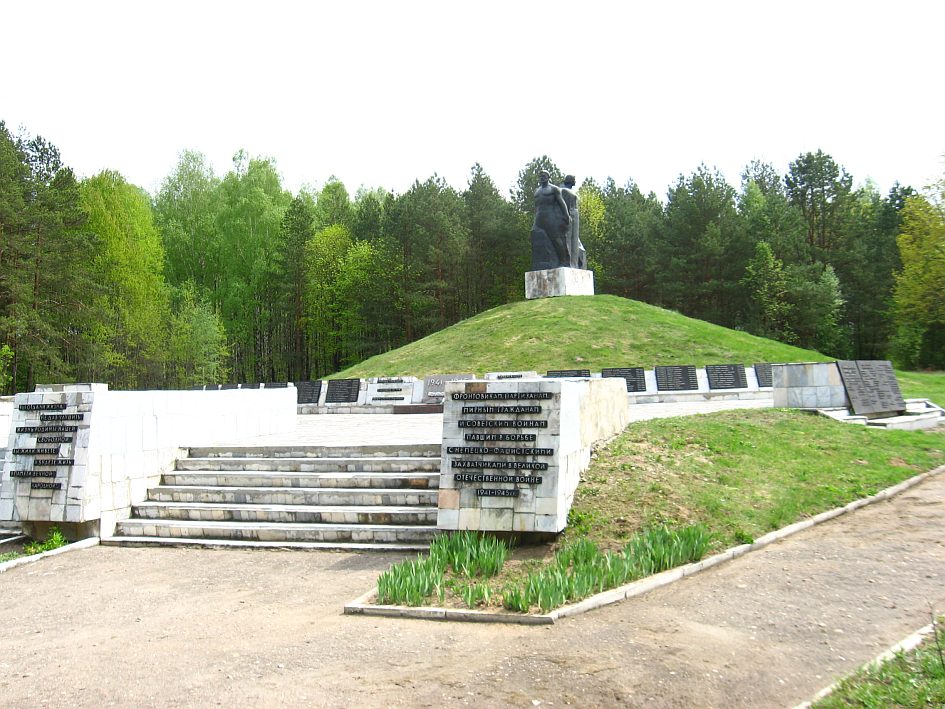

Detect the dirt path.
xmin=1 ymin=473 xmax=943 ymax=708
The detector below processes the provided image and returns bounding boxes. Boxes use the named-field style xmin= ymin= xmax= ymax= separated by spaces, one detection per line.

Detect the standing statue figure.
xmin=560 ymin=175 xmax=586 ymax=269
xmin=530 ymin=170 xmax=572 ymax=270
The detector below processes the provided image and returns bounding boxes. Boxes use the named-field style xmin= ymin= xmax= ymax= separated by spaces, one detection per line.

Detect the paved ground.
xmin=1 ymin=467 xmax=943 ymax=708
xmin=215 ymin=399 xmax=774 ymax=448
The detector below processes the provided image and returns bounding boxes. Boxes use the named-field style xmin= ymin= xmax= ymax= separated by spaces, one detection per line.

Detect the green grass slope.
xmin=333 ymin=294 xmax=830 ymax=378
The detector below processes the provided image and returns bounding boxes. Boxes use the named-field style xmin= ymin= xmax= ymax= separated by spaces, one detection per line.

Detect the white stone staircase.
xmin=102 ymin=443 xmax=440 ymax=551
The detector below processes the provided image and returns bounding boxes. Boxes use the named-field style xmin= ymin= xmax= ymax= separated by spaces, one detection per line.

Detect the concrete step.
xmin=188 ymin=444 xmax=441 ymax=459
xmin=148 ymin=485 xmax=438 ymax=507
xmin=175 ymin=456 xmax=440 ymax=473
xmin=162 ymin=471 xmax=440 ymax=489
xmin=115 ymin=519 xmax=438 ymax=544
xmin=866 ymin=411 xmax=943 ymax=430
xmin=132 ymin=501 xmax=438 ymax=525
xmin=101 ymin=536 xmax=432 ymax=552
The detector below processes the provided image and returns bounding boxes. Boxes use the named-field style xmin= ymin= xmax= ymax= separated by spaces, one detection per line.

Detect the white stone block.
xmin=525 ymin=267 xmax=595 ymax=299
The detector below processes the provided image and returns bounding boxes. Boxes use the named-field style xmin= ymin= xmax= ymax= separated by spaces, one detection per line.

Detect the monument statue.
xmin=530 ymin=170 xmax=572 ymax=270
xmin=560 ymin=175 xmax=586 ymax=269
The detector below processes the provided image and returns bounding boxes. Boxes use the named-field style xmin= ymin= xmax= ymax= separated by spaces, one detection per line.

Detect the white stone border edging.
xmin=344 ymin=464 xmax=945 ymax=625
xmin=0 ymin=537 xmax=100 ymax=574
xmin=792 ymin=620 xmax=940 ymax=708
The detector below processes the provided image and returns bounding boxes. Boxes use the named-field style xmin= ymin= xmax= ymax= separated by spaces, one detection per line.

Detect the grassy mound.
xmin=332 ymin=294 xmax=830 ymax=378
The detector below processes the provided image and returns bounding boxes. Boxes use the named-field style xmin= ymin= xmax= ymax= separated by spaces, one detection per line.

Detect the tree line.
xmin=1 ymin=120 xmax=943 ymax=394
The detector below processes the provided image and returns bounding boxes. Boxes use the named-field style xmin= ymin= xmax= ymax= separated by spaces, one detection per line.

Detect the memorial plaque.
xmin=754 ymin=363 xmax=773 ymax=388
xmin=220 ymin=383 xmax=239 ymax=390
xmin=655 ymin=365 xmax=699 ymax=391
xmin=296 ymin=380 xmax=323 ymax=404
xmin=601 ymin=367 xmax=647 ymax=392
xmin=837 ymin=360 xmax=905 ymax=415
xmin=498 ymin=374 xmax=522 ymax=379
xmin=324 ymin=378 xmax=361 ymax=404
xmin=377 ymin=377 xmax=404 ymax=384
xmin=263 ymin=382 xmax=288 ymax=388
xmin=40 ymin=413 xmax=84 ymax=421
xmin=31 ymin=482 xmax=62 ymax=490
xmin=546 ymin=369 xmax=591 ymax=378
xmin=18 ymin=403 xmax=67 ymax=411
xmin=705 ymin=364 xmax=747 ymax=390
xmin=422 ymin=373 xmax=474 ymax=403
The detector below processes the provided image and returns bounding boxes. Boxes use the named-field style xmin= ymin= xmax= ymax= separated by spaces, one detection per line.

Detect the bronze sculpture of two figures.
xmin=531 ymin=171 xmax=587 ymax=271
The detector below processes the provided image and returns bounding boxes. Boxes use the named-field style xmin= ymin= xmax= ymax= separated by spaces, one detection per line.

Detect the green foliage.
xmin=0 ymin=343 xmax=12 ymax=393
xmin=23 ymin=527 xmax=67 ymax=555
xmin=892 ymin=190 xmax=945 ymax=369
xmin=80 ymin=170 xmax=171 ymax=387
xmin=501 ymin=526 xmax=710 ymax=613
xmin=376 ymin=554 xmax=444 ymax=606
xmin=742 ymin=241 xmax=795 ymax=343
xmin=167 ymin=282 xmax=229 ymax=387
xmin=375 ymin=532 xmax=509 ymax=607
xmin=429 ymin=530 xmax=509 ymax=578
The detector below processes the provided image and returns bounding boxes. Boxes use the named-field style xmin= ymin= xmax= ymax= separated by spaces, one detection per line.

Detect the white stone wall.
xmin=1 ymin=385 xmax=296 ymax=531
xmin=772 ymin=362 xmax=848 ymax=409
xmin=438 ymin=377 xmax=628 ymax=534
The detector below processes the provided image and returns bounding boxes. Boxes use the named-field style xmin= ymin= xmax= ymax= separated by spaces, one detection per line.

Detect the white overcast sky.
xmin=2 ymin=0 xmax=943 ymax=200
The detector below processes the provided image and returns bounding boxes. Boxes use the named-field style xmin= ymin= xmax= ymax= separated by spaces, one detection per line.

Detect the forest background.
xmin=1 ymin=119 xmax=943 ymax=394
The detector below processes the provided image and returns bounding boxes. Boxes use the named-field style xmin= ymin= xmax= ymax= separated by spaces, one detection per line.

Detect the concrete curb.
xmin=0 ymin=537 xmax=100 ymax=574
xmin=344 ymin=464 xmax=945 ymax=625
xmin=792 ymin=620 xmax=939 ymax=708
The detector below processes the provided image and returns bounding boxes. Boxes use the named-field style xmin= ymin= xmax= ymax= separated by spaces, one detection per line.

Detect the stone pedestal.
xmin=525 ymin=267 xmax=595 ymax=300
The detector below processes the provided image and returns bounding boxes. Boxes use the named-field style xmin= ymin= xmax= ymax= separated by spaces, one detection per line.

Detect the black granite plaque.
xmin=754 ymin=363 xmax=773 ymax=388
xmin=601 ymin=367 xmax=647 ymax=392
xmin=11 ymin=470 xmax=57 ymax=478
xmin=497 ymin=374 xmax=523 ymax=379
xmin=705 ymin=364 xmax=748 ymax=390
xmin=13 ymin=448 xmax=59 ymax=455
xmin=18 ymin=403 xmax=67 ymax=411
xmin=220 ymin=383 xmax=239 ymax=390
xmin=324 ymin=378 xmax=361 ymax=404
xmin=545 ymin=369 xmax=591 ymax=378
xmin=837 ymin=360 xmax=905 ymax=415
xmin=655 ymin=365 xmax=699 ymax=391
xmin=16 ymin=425 xmax=78 ymax=434
xmin=377 ymin=377 xmax=404 ymax=384
xmin=31 ymin=481 xmax=62 ymax=490
xmin=37 ymin=436 xmax=72 ymax=444
xmin=263 ymin=382 xmax=288 ymax=388
xmin=296 ymin=380 xmax=323 ymax=404
xmin=40 ymin=413 xmax=84 ymax=421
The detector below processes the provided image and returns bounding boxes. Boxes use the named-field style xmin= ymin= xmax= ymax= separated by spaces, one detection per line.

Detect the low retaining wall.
xmin=437 ymin=377 xmax=629 ymax=534
xmin=1 ymin=384 xmax=296 ymax=536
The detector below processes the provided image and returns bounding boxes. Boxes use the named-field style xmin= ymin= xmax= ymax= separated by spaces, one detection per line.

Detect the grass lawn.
xmin=815 ymin=617 xmax=945 ymax=708
xmin=333 ymin=295 xmax=829 ymax=378
xmin=565 ymin=409 xmax=945 ymax=552
xmin=897 ymin=369 xmax=945 ymax=406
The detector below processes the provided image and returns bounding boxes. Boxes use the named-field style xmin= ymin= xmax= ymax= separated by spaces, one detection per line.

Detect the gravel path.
xmin=1 ymin=471 xmax=943 ymax=708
